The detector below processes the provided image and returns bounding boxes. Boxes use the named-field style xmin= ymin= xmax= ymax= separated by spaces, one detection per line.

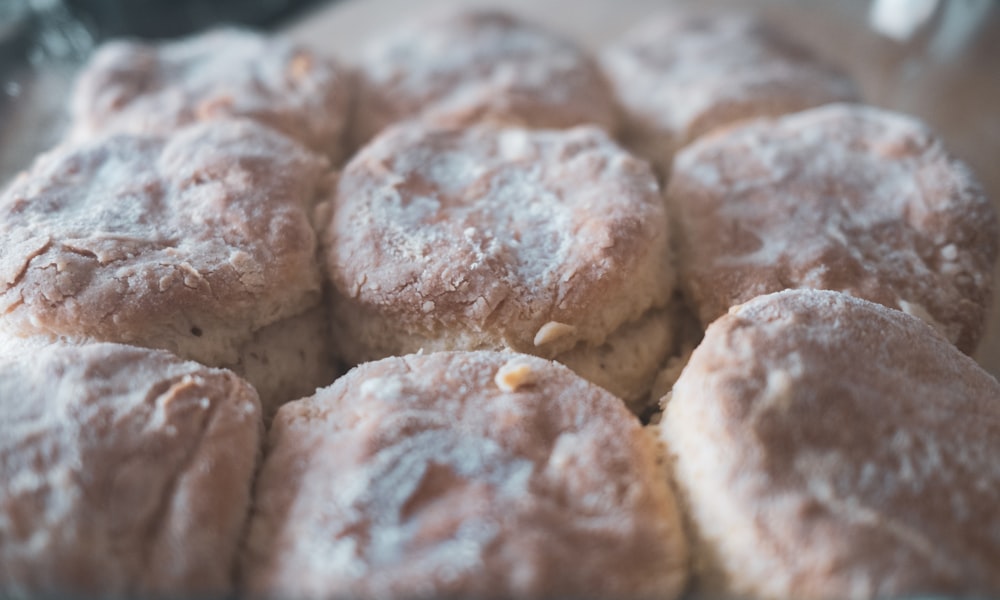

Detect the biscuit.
xmin=242 ymin=351 xmax=688 ymax=599
xmin=0 ymin=119 xmax=337 ymax=413
xmin=324 ymin=122 xmax=674 ymax=410
xmin=662 ymin=289 xmax=1000 ymax=599
xmin=70 ymin=28 xmax=354 ymax=164
xmin=353 ymin=8 xmax=619 ymax=145
xmin=668 ymin=103 xmax=997 ymax=353
xmin=0 ymin=341 xmax=260 ymax=597
xmin=601 ymin=11 xmax=857 ymax=171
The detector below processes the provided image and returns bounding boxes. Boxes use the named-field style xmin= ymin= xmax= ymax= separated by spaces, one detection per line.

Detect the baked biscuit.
xmin=602 ymin=11 xmax=857 ymax=171
xmin=242 ymin=351 xmax=688 ymax=599
xmin=0 ymin=341 xmax=260 ymax=598
xmin=70 ymin=28 xmax=354 ymax=163
xmin=668 ymin=103 xmax=997 ymax=353
xmin=662 ymin=289 xmax=1000 ymax=600
xmin=354 ymin=8 xmax=619 ymax=145
xmin=0 ymin=119 xmax=337 ymax=413
xmin=324 ymin=122 xmax=674 ymax=411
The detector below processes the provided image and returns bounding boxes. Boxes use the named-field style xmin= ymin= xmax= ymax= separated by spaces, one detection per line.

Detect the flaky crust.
xmin=243 ymin=351 xmax=687 ymax=599
xmin=663 ymin=289 xmax=1000 ymax=600
xmin=0 ymin=342 xmax=261 ymax=598
xmin=601 ymin=11 xmax=857 ymax=166
xmin=70 ymin=28 xmax=355 ymax=163
xmin=0 ymin=120 xmax=329 ymax=366
xmin=326 ymin=123 xmax=673 ymax=363
xmin=669 ymin=103 xmax=997 ymax=353
xmin=353 ymin=8 xmax=619 ymax=145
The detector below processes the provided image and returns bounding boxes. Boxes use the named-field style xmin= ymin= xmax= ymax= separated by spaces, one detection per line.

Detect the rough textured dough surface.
xmin=668 ymin=103 xmax=997 ymax=354
xmin=353 ymin=8 xmax=619 ymax=146
xmin=0 ymin=119 xmax=335 ymax=409
xmin=325 ymin=122 xmax=674 ymax=372
xmin=662 ymin=289 xmax=1000 ymax=600
xmin=601 ymin=10 xmax=857 ymax=170
xmin=69 ymin=28 xmax=355 ymax=164
xmin=0 ymin=341 xmax=261 ymax=598
xmin=242 ymin=351 xmax=688 ymax=600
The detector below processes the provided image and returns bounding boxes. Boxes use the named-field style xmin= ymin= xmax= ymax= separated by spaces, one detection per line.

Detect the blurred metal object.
xmin=869 ymin=0 xmax=993 ymax=61
xmin=869 ymin=0 xmax=939 ymax=41
xmin=26 ymin=0 xmax=95 ymax=63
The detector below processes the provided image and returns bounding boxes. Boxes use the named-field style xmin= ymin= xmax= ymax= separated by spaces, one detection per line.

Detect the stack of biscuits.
xmin=1 ymin=7 xmax=998 ymax=600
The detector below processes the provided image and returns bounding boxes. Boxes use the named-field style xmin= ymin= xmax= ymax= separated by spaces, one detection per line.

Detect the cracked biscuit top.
xmin=0 ymin=119 xmax=329 ymax=364
xmin=663 ymin=289 xmax=1000 ymax=599
xmin=324 ymin=123 xmax=673 ymax=363
xmin=70 ymin=28 xmax=355 ymax=163
xmin=243 ymin=351 xmax=688 ymax=599
xmin=668 ymin=103 xmax=997 ymax=353
xmin=0 ymin=341 xmax=260 ymax=598
xmin=353 ymin=8 xmax=619 ymax=145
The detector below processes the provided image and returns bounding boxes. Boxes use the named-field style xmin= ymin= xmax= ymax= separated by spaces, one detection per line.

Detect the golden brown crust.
xmin=353 ymin=8 xmax=619 ymax=145
xmin=0 ymin=341 xmax=261 ymax=597
xmin=325 ymin=122 xmax=673 ymax=365
xmin=669 ymin=103 xmax=997 ymax=353
xmin=70 ymin=28 xmax=355 ymax=163
xmin=0 ymin=120 xmax=329 ymax=367
xmin=663 ymin=289 xmax=1000 ymax=600
xmin=242 ymin=351 xmax=688 ymax=599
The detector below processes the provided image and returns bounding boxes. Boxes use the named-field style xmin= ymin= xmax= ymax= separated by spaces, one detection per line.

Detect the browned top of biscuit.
xmin=669 ymin=103 xmax=997 ymax=353
xmin=0 ymin=120 xmax=328 ymax=362
xmin=354 ymin=8 xmax=619 ymax=144
xmin=70 ymin=28 xmax=354 ymax=163
xmin=602 ymin=11 xmax=857 ymax=150
xmin=663 ymin=289 xmax=1000 ymax=598
xmin=243 ymin=351 xmax=687 ymax=599
xmin=0 ymin=341 xmax=260 ymax=597
xmin=326 ymin=123 xmax=672 ymax=359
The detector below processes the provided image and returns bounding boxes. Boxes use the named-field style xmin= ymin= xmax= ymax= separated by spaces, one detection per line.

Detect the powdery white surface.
xmin=0 ymin=341 xmax=261 ymax=598
xmin=70 ymin=28 xmax=355 ymax=163
xmin=0 ymin=120 xmax=329 ymax=369
xmin=242 ymin=351 xmax=688 ymax=600
xmin=663 ymin=289 xmax=1000 ymax=600
xmin=326 ymin=122 xmax=673 ymax=364
xmin=601 ymin=11 xmax=857 ymax=167
xmin=669 ymin=103 xmax=997 ymax=353
xmin=353 ymin=8 xmax=619 ymax=144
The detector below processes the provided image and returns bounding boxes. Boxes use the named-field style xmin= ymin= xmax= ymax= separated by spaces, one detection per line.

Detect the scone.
xmin=0 ymin=119 xmax=337 ymax=414
xmin=601 ymin=11 xmax=857 ymax=173
xmin=324 ymin=122 xmax=675 ymax=412
xmin=353 ymin=8 xmax=619 ymax=146
xmin=662 ymin=289 xmax=1000 ymax=600
xmin=668 ymin=103 xmax=997 ymax=353
xmin=0 ymin=340 xmax=260 ymax=598
xmin=242 ymin=351 xmax=688 ymax=600
xmin=69 ymin=28 xmax=355 ymax=164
